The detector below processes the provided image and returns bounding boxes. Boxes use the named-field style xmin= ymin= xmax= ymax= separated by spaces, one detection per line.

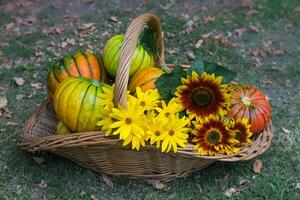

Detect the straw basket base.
xmin=20 ymin=99 xmax=273 ymax=180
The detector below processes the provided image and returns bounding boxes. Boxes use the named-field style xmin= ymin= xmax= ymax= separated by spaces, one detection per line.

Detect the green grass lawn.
xmin=0 ymin=0 xmax=299 ymax=199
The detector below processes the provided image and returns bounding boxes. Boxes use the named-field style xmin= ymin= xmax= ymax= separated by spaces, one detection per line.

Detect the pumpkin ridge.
xmin=256 ymin=106 xmax=267 ymax=127
xmin=136 ymin=45 xmax=146 ymax=70
xmin=107 ymin=45 xmax=122 ymax=75
xmin=76 ymin=84 xmax=93 ymax=131
xmin=53 ymin=62 xmax=63 ymax=84
xmin=62 ymin=58 xmax=72 ymax=77
xmin=55 ymin=79 xmax=79 ymax=114
xmin=82 ymin=52 xmax=94 ymax=79
xmin=71 ymin=54 xmax=82 ymax=77
xmin=104 ymin=37 xmax=122 ymax=67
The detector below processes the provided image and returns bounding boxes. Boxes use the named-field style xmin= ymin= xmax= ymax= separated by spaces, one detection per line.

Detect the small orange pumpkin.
xmin=227 ymin=84 xmax=271 ymax=134
xmin=128 ymin=66 xmax=164 ymax=92
xmin=47 ymin=51 xmax=107 ymax=98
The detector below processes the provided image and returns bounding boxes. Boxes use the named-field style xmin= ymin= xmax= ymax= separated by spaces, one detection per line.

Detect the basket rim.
xmin=20 ymin=98 xmax=274 ymax=162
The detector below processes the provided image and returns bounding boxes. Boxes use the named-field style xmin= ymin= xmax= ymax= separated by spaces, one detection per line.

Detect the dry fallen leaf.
xmin=225 ymin=187 xmax=240 ymax=197
xmin=187 ymin=51 xmax=196 ymax=60
xmin=252 ymin=57 xmax=262 ymax=67
xmin=167 ymin=48 xmax=178 ymax=55
xmin=194 ymin=39 xmax=203 ymax=49
xmin=66 ymin=38 xmax=76 ymax=45
xmin=14 ymin=77 xmax=25 ymax=86
xmin=5 ymin=22 xmax=15 ymax=30
xmin=38 ymin=180 xmax=48 ymax=189
xmin=204 ymin=15 xmax=215 ymax=23
xmin=239 ymin=179 xmax=251 ymax=185
xmin=80 ymin=23 xmax=95 ymax=30
xmin=110 ymin=16 xmax=119 ymax=23
xmin=253 ymin=159 xmax=263 ymax=173
xmin=101 ymin=175 xmax=113 ymax=188
xmin=6 ymin=121 xmax=17 ymax=126
xmin=246 ymin=9 xmax=259 ymax=16
xmin=32 ymin=156 xmax=45 ymax=166
xmin=282 ymin=127 xmax=291 ymax=134
xmin=0 ymin=96 xmax=8 ymax=109
xmin=146 ymin=180 xmax=169 ymax=190
xmin=31 ymin=83 xmax=43 ymax=90
xmin=91 ymin=195 xmax=98 ymax=200
xmin=248 ymin=25 xmax=259 ymax=33
xmin=296 ymin=183 xmax=300 ymax=191
xmin=236 ymin=0 xmax=255 ymax=8
xmin=233 ymin=28 xmax=246 ymax=37
xmin=61 ymin=41 xmax=68 ymax=48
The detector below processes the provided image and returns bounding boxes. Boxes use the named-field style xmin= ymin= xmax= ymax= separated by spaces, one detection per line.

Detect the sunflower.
xmin=158 ymin=114 xmax=190 ymax=153
xmin=135 ymin=87 xmax=160 ymax=111
xmin=146 ymin=114 xmax=168 ymax=148
xmin=230 ymin=117 xmax=252 ymax=146
xmin=155 ymin=97 xmax=184 ymax=118
xmin=192 ymin=115 xmax=239 ymax=156
xmin=175 ymin=71 xmax=231 ymax=119
xmin=109 ymin=97 xmax=147 ymax=150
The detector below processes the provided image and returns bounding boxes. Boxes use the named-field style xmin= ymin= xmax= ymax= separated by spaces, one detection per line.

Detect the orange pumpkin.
xmin=128 ymin=66 xmax=164 ymax=92
xmin=227 ymin=84 xmax=271 ymax=134
xmin=47 ymin=51 xmax=107 ymax=98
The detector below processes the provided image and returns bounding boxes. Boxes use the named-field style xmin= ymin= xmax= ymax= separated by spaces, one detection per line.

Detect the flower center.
xmin=140 ymin=101 xmax=146 ymax=106
xmin=242 ymin=96 xmax=251 ymax=106
xmin=169 ymin=130 xmax=175 ymax=136
xmin=235 ymin=131 xmax=242 ymax=141
xmin=155 ymin=131 xmax=160 ymax=136
xmin=165 ymin=112 xmax=170 ymax=117
xmin=206 ymin=130 xmax=221 ymax=144
xmin=125 ymin=118 xmax=132 ymax=124
xmin=191 ymin=88 xmax=213 ymax=107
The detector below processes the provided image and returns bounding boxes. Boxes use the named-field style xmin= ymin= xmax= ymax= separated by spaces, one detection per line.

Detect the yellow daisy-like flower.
xmin=98 ymin=84 xmax=114 ymax=111
xmin=96 ymin=109 xmax=114 ymax=136
xmin=192 ymin=115 xmax=239 ymax=156
xmin=156 ymin=97 xmax=184 ymax=118
xmin=229 ymin=117 xmax=253 ymax=146
xmin=175 ymin=71 xmax=231 ymax=119
xmin=158 ymin=114 xmax=190 ymax=153
xmin=135 ymin=87 xmax=160 ymax=111
xmin=146 ymin=115 xmax=168 ymax=148
xmin=109 ymin=97 xmax=147 ymax=150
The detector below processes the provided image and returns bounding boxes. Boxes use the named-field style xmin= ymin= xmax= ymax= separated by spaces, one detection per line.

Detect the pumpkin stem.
xmin=241 ymin=96 xmax=251 ymax=106
xmin=91 ymin=79 xmax=101 ymax=87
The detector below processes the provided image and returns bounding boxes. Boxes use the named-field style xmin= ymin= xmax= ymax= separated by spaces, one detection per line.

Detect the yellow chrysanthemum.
xmin=109 ymin=97 xmax=147 ymax=150
xmin=146 ymin=115 xmax=168 ymax=148
xmin=175 ymin=72 xmax=231 ymax=119
xmin=158 ymin=114 xmax=190 ymax=153
xmin=192 ymin=115 xmax=239 ymax=156
xmin=229 ymin=117 xmax=252 ymax=146
xmin=156 ymin=97 xmax=184 ymax=118
xmin=135 ymin=87 xmax=160 ymax=111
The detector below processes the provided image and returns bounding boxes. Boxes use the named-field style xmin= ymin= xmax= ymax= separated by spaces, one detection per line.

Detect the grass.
xmin=0 ymin=0 xmax=299 ymax=199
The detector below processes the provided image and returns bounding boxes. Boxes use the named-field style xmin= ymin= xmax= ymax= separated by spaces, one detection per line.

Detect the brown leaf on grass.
xmin=253 ymin=159 xmax=263 ymax=173
xmin=215 ymin=34 xmax=237 ymax=48
xmin=101 ymin=175 xmax=113 ymax=188
xmin=233 ymin=28 xmax=246 ymax=37
xmin=15 ymin=94 xmax=24 ymax=100
xmin=270 ymin=50 xmax=285 ymax=57
xmin=66 ymin=38 xmax=76 ymax=45
xmin=61 ymin=41 xmax=68 ymax=48
xmin=187 ymin=51 xmax=195 ymax=60
xmin=239 ymin=179 xmax=251 ymax=185
xmin=5 ymin=22 xmax=15 ymax=31
xmin=248 ymin=25 xmax=259 ymax=33
xmin=270 ymin=66 xmax=284 ymax=71
xmin=146 ymin=180 xmax=170 ymax=190
xmin=204 ymin=15 xmax=215 ymax=23
xmin=31 ymin=83 xmax=43 ymax=90
xmin=32 ymin=156 xmax=45 ymax=166
xmin=259 ymin=80 xmax=274 ymax=85
xmin=194 ymin=39 xmax=203 ymax=49
xmin=42 ymin=27 xmax=63 ymax=35
xmin=246 ymin=9 xmax=259 ymax=16
xmin=236 ymin=0 xmax=255 ymax=8
xmin=110 ymin=16 xmax=120 ymax=23
xmin=7 ymin=121 xmax=17 ymax=126
xmin=225 ymin=187 xmax=240 ymax=197
xmin=91 ymin=195 xmax=98 ymax=200
xmin=13 ymin=77 xmax=25 ymax=86
xmin=251 ymin=57 xmax=262 ymax=67
xmin=25 ymin=16 xmax=37 ymax=25
xmin=78 ymin=23 xmax=95 ymax=30
xmin=38 ymin=180 xmax=47 ymax=189
xmin=0 ymin=96 xmax=8 ymax=110
xmin=167 ymin=48 xmax=178 ymax=55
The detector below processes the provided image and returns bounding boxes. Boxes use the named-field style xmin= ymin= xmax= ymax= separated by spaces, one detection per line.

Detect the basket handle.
xmin=113 ymin=13 xmax=164 ymax=108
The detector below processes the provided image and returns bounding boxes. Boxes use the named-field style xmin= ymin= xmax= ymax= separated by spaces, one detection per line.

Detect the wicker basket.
xmin=20 ymin=13 xmax=274 ymax=180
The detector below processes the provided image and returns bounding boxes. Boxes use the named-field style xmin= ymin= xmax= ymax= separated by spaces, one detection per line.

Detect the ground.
xmin=0 ymin=0 xmax=299 ymax=199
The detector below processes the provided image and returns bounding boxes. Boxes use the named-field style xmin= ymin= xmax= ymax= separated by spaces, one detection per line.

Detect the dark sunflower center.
xmin=169 ymin=130 xmax=175 ymax=136
xmin=140 ymin=101 xmax=146 ymax=106
xmin=206 ymin=130 xmax=221 ymax=144
xmin=165 ymin=112 xmax=170 ymax=117
xmin=235 ymin=131 xmax=242 ymax=141
xmin=191 ymin=88 xmax=213 ymax=107
xmin=125 ymin=118 xmax=132 ymax=124
xmin=155 ymin=131 xmax=160 ymax=136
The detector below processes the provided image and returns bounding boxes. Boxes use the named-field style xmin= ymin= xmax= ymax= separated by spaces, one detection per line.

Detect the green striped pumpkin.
xmin=53 ymin=77 xmax=110 ymax=132
xmin=103 ymin=34 xmax=154 ymax=78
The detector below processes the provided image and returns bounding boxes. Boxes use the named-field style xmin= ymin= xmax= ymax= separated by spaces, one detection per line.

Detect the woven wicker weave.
xmin=20 ymin=13 xmax=274 ymax=180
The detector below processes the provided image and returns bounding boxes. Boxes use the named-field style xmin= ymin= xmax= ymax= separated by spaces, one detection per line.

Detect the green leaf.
xmin=140 ymin=26 xmax=157 ymax=56
xmin=155 ymin=65 xmax=186 ymax=101
xmin=187 ymin=56 xmax=204 ymax=76
xmin=203 ymin=60 xmax=236 ymax=83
